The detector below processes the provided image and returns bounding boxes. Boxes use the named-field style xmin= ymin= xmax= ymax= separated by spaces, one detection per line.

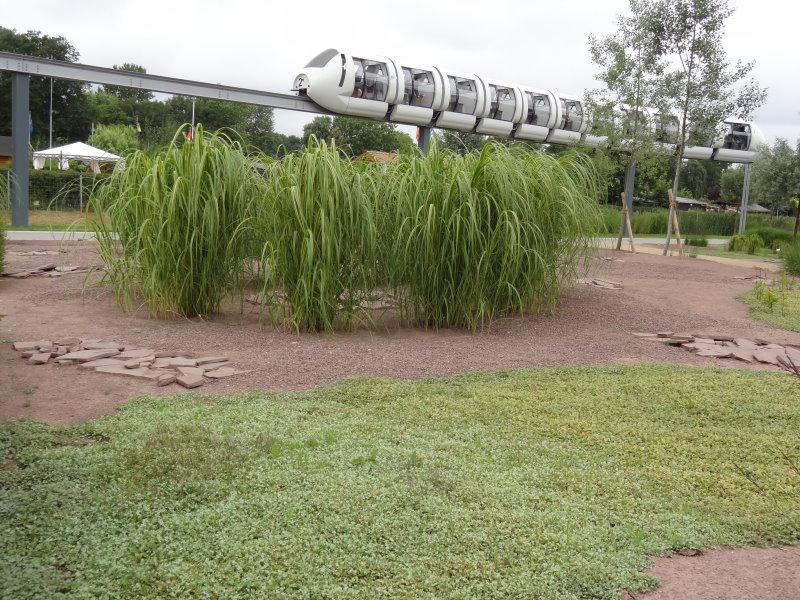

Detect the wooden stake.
xmin=616 ymin=192 xmax=636 ymax=253
xmin=663 ymin=190 xmax=685 ymax=256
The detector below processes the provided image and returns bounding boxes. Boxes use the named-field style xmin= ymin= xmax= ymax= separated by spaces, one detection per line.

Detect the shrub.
xmin=729 ymin=233 xmax=764 ymax=254
xmin=685 ymin=235 xmax=708 ymax=247
xmin=88 ymin=124 xmax=139 ymax=156
xmin=746 ymin=226 xmax=793 ymax=248
xmin=91 ymin=126 xmax=267 ymax=318
xmin=784 ymin=239 xmax=800 ymax=276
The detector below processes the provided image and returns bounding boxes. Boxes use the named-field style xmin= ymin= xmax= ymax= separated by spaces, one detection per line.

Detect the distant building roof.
xmin=676 ymin=196 xmax=710 ymax=208
xmin=354 ymin=150 xmax=398 ymax=164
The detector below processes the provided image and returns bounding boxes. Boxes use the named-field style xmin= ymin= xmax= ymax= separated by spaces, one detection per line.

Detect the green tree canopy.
xmin=303 ymin=116 xmax=415 ymax=157
xmin=0 ymin=27 xmax=91 ymax=147
xmin=100 ymin=63 xmax=154 ymax=104
xmin=87 ymin=124 xmax=139 ymax=156
xmin=751 ymin=139 xmax=800 ymax=213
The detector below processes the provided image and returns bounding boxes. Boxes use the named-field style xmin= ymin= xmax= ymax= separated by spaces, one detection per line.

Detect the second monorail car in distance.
xmin=292 ymin=48 xmax=764 ymax=163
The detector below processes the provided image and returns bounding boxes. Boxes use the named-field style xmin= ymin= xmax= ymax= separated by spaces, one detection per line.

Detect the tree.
xmin=303 ymin=116 xmax=414 ymax=157
xmin=243 ymin=105 xmax=276 ymax=151
xmin=0 ymin=27 xmax=91 ymax=147
xmin=655 ymin=0 xmax=767 ymax=200
xmin=589 ymin=0 xmax=673 ymax=211
xmin=720 ymin=166 xmax=744 ymax=203
xmin=87 ymin=124 xmax=138 ymax=156
xmin=679 ymin=159 xmax=707 ymax=199
xmin=303 ymin=116 xmax=334 ymax=143
xmin=433 ymin=130 xmax=487 ymax=155
xmin=751 ymin=139 xmax=800 ymax=213
xmin=100 ymin=63 xmax=154 ymax=104
xmin=86 ymin=91 xmax=129 ymax=126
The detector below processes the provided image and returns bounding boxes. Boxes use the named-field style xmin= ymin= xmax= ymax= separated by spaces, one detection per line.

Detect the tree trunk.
xmin=794 ymin=202 xmax=800 ymax=239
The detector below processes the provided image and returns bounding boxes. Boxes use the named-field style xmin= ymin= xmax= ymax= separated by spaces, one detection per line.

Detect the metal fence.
xmin=1 ymin=168 xmax=110 ymax=212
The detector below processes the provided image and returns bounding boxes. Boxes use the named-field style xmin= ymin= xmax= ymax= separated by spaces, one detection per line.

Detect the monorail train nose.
xmin=292 ymin=74 xmax=309 ymax=93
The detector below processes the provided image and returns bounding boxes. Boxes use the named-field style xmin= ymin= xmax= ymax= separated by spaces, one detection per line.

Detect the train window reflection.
xmin=525 ymin=93 xmax=551 ymax=125
xmin=352 ymin=57 xmax=388 ymax=101
xmin=446 ymin=76 xmax=477 ymax=114
xmin=561 ymin=99 xmax=583 ymax=132
xmin=723 ymin=123 xmax=750 ymax=150
xmin=488 ymin=85 xmax=515 ymax=121
xmin=401 ymin=67 xmax=435 ymax=108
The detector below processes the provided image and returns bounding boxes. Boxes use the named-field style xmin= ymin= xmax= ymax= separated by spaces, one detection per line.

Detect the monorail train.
xmin=292 ymin=49 xmax=765 ymax=163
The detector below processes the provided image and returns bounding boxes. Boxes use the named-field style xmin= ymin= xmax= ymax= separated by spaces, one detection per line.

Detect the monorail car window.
xmin=401 ymin=68 xmax=434 ymax=108
xmin=351 ymin=58 xmax=388 ymax=101
xmin=494 ymin=86 xmax=515 ymax=121
xmin=447 ymin=76 xmax=477 ymax=114
xmin=723 ymin=123 xmax=750 ymax=150
xmin=562 ymin=99 xmax=583 ymax=132
xmin=525 ymin=93 xmax=550 ymax=125
xmin=412 ymin=71 xmax=434 ymax=108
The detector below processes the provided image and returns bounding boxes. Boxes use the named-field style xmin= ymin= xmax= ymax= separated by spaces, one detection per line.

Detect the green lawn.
xmin=2 ymin=366 xmax=799 ymax=599
xmin=685 ymin=244 xmax=778 ymax=260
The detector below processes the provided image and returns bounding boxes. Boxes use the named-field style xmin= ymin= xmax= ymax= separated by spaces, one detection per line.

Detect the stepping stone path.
xmin=635 ymin=331 xmax=800 ymax=376
xmin=8 ymin=336 xmax=246 ymax=389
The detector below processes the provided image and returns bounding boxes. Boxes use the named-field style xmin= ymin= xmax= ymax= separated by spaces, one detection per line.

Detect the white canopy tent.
xmin=32 ymin=142 xmax=122 ymax=174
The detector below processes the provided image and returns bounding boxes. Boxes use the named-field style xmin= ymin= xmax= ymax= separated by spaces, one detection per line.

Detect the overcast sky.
xmin=5 ymin=0 xmax=798 ymax=144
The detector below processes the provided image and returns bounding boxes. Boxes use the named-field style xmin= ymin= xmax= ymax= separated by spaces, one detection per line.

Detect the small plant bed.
xmin=638 ymin=330 xmax=800 ymax=374
xmin=9 ymin=337 xmax=248 ymax=389
xmin=2 ymin=366 xmax=799 ymax=598
xmin=740 ymin=277 xmax=800 ymax=332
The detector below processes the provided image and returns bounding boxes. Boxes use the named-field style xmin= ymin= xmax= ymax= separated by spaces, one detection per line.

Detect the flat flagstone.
xmin=157 ymin=373 xmax=176 ymax=386
xmin=176 ymin=367 xmax=204 ymax=388
xmin=696 ymin=346 xmax=734 ymax=358
xmin=82 ymin=341 xmax=125 ymax=351
xmin=93 ymin=366 xmax=167 ymax=381
xmin=753 ymin=348 xmax=785 ymax=366
xmin=734 ymin=338 xmax=758 ymax=349
xmin=153 ymin=356 xmax=197 ymax=368
xmin=118 ymin=348 xmax=155 ymax=359
xmin=54 ymin=337 xmax=81 ymax=346
xmin=12 ymin=341 xmax=52 ymax=352
xmin=78 ymin=358 xmax=127 ymax=370
xmin=730 ymin=348 xmax=755 ymax=363
xmin=199 ymin=361 xmax=230 ymax=372
xmin=195 ymin=356 xmax=229 ymax=365
xmin=59 ymin=348 xmax=121 ymax=362
xmin=28 ymin=352 xmax=52 ymax=365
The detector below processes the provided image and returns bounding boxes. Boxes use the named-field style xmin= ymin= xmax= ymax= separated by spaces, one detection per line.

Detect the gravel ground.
xmin=1 ymin=239 xmax=798 ymax=425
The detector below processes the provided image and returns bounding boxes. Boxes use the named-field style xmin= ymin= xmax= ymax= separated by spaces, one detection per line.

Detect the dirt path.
xmin=623 ymin=545 xmax=800 ymax=599
xmin=1 ymin=240 xmax=798 ymax=425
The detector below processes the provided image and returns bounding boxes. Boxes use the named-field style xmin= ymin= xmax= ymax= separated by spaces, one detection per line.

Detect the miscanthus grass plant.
xmin=384 ymin=144 xmax=599 ymax=328
xmin=259 ymin=140 xmax=379 ymax=331
xmin=91 ymin=132 xmax=600 ymax=330
xmin=91 ymin=126 xmax=267 ymax=318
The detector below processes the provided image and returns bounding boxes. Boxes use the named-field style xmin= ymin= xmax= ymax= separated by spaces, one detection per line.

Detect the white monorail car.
xmin=292 ymin=49 xmax=764 ymax=162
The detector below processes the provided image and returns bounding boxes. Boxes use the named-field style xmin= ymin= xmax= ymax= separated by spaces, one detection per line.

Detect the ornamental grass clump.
xmin=259 ymin=139 xmax=379 ymax=331
xmin=91 ymin=126 xmax=267 ymax=318
xmin=383 ymin=143 xmax=600 ymax=329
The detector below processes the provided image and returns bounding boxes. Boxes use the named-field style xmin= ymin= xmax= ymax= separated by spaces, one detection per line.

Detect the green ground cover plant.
xmin=741 ymin=276 xmax=800 ymax=331
xmin=2 ymin=365 xmax=799 ymax=599
xmin=685 ymin=235 xmax=708 ymax=247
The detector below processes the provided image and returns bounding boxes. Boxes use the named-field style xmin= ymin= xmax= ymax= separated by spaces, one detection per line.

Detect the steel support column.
xmin=738 ymin=163 xmax=752 ymax=234
xmin=417 ymin=126 xmax=432 ymax=154
xmin=11 ymin=72 xmax=30 ymax=227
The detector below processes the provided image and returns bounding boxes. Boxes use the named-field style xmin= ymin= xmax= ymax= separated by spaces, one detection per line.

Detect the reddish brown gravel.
xmin=1 ymin=238 xmax=799 ymax=426
xmin=626 ymin=545 xmax=800 ymax=599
